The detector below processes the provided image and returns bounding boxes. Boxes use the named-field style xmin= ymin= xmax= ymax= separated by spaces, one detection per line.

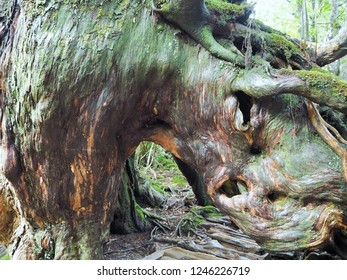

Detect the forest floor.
xmin=102 ymin=179 xmax=269 ymax=260
xmin=102 ymin=152 xmax=342 ymax=260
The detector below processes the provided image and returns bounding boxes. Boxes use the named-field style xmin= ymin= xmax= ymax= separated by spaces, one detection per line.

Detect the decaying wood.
xmin=144 ymin=246 xmax=225 ymax=260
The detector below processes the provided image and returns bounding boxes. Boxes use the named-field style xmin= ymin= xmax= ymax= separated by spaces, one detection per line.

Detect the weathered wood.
xmin=316 ymin=24 xmax=347 ymax=66
xmin=144 ymin=246 xmax=225 ymax=260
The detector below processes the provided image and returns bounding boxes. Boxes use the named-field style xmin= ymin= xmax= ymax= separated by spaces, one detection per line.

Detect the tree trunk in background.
xmin=1 ymin=0 xmax=347 ymax=259
xmin=297 ymin=0 xmax=310 ymax=41
xmin=310 ymin=0 xmax=318 ymax=42
xmin=328 ymin=0 xmax=340 ymax=75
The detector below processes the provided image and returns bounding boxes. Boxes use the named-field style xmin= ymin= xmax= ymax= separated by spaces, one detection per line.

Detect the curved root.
xmin=306 ymin=101 xmax=347 ymax=182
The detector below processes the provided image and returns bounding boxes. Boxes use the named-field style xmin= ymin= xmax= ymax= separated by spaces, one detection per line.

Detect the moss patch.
xmin=205 ymin=0 xmax=252 ymax=24
xmin=135 ymin=202 xmax=146 ymax=220
xmin=265 ymin=33 xmax=301 ymax=60
xmin=296 ymin=70 xmax=347 ymax=98
xmin=191 ymin=205 xmax=223 ymax=219
xmin=176 ymin=205 xmax=223 ymax=235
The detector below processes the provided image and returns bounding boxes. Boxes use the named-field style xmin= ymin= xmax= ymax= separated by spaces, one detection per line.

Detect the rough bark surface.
xmin=0 ymin=0 xmax=347 ymax=259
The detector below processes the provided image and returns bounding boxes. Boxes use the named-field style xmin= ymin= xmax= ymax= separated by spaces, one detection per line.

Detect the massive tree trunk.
xmin=326 ymin=0 xmax=340 ymax=76
xmin=1 ymin=0 xmax=347 ymax=259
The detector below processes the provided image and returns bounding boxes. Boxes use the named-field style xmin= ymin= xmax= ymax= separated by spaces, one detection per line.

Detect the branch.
xmin=232 ymin=68 xmax=347 ymax=113
xmin=315 ymin=25 xmax=347 ymax=66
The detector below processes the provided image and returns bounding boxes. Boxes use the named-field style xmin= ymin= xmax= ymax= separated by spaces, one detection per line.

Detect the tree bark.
xmin=316 ymin=24 xmax=347 ymax=66
xmin=0 ymin=0 xmax=347 ymax=259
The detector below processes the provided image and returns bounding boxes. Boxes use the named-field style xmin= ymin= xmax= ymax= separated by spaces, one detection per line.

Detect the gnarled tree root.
xmin=306 ymin=101 xmax=347 ymax=182
xmin=153 ymin=0 xmax=245 ymax=66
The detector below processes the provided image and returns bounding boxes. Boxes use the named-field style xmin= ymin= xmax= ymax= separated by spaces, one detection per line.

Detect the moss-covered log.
xmin=0 ymin=0 xmax=347 ymax=259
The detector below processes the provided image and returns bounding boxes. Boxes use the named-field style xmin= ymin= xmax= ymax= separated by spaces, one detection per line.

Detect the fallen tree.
xmin=1 ymin=0 xmax=347 ymax=259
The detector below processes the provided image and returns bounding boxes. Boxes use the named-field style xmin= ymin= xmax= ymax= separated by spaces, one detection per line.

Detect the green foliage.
xmin=134 ymin=141 xmax=188 ymax=197
xmin=255 ymin=0 xmax=346 ymax=41
xmin=171 ymin=176 xmax=187 ymax=186
xmin=135 ymin=142 xmax=180 ymax=172
xmin=190 ymin=205 xmax=223 ymax=219
xmin=205 ymin=0 xmax=250 ymax=15
xmin=254 ymin=0 xmax=301 ymax=38
xmin=279 ymin=94 xmax=301 ymax=107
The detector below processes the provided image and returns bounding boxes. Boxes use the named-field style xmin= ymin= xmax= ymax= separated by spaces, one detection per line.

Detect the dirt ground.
xmin=103 ymin=163 xmax=343 ymax=260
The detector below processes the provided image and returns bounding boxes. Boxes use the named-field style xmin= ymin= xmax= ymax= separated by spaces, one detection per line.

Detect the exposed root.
xmin=141 ymin=208 xmax=170 ymax=233
xmin=306 ymin=101 xmax=347 ymax=182
xmin=173 ymin=215 xmax=202 ymax=237
xmin=152 ymin=0 xmax=245 ymax=66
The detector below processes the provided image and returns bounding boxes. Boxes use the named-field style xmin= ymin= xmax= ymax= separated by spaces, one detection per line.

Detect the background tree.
xmin=1 ymin=0 xmax=347 ymax=259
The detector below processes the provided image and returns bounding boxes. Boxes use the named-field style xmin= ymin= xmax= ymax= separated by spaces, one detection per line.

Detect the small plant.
xmin=172 ymin=176 xmax=187 ymax=186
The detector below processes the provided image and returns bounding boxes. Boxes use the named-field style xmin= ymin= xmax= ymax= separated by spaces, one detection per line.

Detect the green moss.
xmin=178 ymin=216 xmax=204 ymax=234
xmin=172 ymin=176 xmax=187 ymax=186
xmin=156 ymin=22 xmax=166 ymax=32
xmin=177 ymin=206 xmax=223 ymax=235
xmin=135 ymin=202 xmax=146 ymax=220
xmin=296 ymin=70 xmax=347 ymax=98
xmin=151 ymin=183 xmax=166 ymax=194
xmin=265 ymin=33 xmax=301 ymax=60
xmin=155 ymin=155 xmax=178 ymax=170
xmin=191 ymin=205 xmax=223 ymax=219
xmin=205 ymin=0 xmax=252 ymax=24
xmin=205 ymin=0 xmax=247 ymax=15
xmin=253 ymin=19 xmax=284 ymax=35
xmin=279 ymin=93 xmax=301 ymax=107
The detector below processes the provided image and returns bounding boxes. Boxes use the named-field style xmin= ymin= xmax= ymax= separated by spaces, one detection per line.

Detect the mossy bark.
xmin=110 ymin=164 xmax=153 ymax=235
